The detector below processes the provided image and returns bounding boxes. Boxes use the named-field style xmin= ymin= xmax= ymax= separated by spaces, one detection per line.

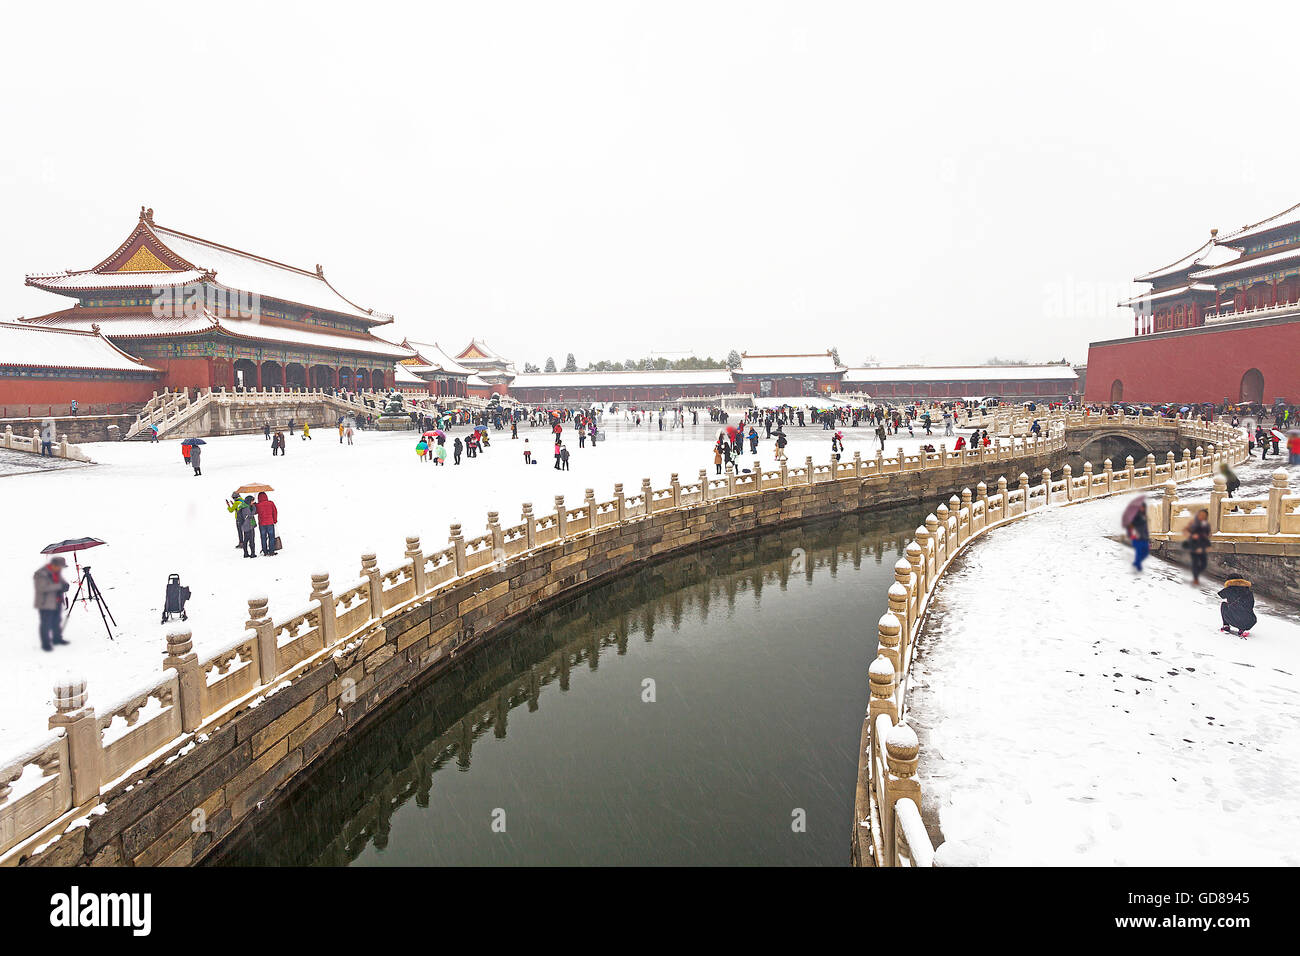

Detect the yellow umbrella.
xmin=235 ymin=483 xmax=274 ymax=494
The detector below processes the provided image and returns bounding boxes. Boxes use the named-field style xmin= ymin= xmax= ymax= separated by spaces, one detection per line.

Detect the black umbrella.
xmin=181 ymin=438 xmax=206 ymax=446
xmin=41 ymin=537 xmax=106 ymax=555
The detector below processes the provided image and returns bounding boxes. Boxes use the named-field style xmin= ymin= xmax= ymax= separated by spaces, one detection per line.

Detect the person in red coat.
xmin=256 ymin=492 xmax=279 ymax=556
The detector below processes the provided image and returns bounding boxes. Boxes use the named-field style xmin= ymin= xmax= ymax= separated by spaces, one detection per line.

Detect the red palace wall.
xmin=1085 ymin=316 xmax=1300 ymax=404
xmin=0 ymin=375 xmax=159 ymax=407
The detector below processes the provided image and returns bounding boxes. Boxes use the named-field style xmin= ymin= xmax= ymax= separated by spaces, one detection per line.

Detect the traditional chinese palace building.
xmin=396 ymin=339 xmax=473 ymax=398
xmin=0 ymin=320 xmax=162 ymax=408
xmin=17 ymin=208 xmax=411 ymax=396
xmin=1086 ymin=198 xmax=1300 ymax=405
xmin=451 ymin=339 xmax=516 ymax=395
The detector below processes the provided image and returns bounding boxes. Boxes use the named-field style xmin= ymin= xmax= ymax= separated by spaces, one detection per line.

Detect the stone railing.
xmin=856 ymin=419 xmax=1247 ymax=867
xmin=1151 ymin=468 xmax=1300 ymax=540
xmin=0 ymin=424 xmax=1073 ymax=863
xmin=1 ymin=424 xmax=92 ymax=463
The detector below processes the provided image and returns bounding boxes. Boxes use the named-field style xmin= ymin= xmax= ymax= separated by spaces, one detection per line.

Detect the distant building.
xmin=16 ymin=207 xmax=411 ymax=400
xmin=840 ymin=365 xmax=1078 ymax=402
xmin=1087 ymin=199 xmax=1300 ymax=404
xmin=731 ymin=352 xmax=845 ymax=397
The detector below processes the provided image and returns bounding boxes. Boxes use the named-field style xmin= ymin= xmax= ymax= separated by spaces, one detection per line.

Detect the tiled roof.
xmin=1219 ymin=201 xmax=1300 ymax=246
xmin=0 ymin=321 xmax=159 ymax=373
xmin=510 ymin=369 xmax=732 ymax=388
xmin=1190 ymin=245 xmax=1300 ymax=281
xmin=736 ymin=353 xmax=842 ymax=376
xmin=1134 ymin=237 xmax=1239 ymax=283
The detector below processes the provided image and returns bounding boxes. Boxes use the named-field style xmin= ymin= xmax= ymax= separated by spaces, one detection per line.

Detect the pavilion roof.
xmin=1119 ymin=283 xmax=1217 ymax=308
xmin=0 ymin=320 xmax=159 ymax=373
xmin=736 ymin=352 xmax=842 ymax=376
xmin=25 ymin=208 xmax=395 ymax=326
xmin=20 ymin=309 xmax=413 ymax=359
xmin=455 ymin=338 xmax=508 ymax=363
xmin=1133 ymin=236 xmax=1239 ymax=284
xmin=1217 ymin=200 xmax=1300 ymax=247
xmin=402 ymin=339 xmax=474 ymax=376
xmin=1190 ymin=244 xmax=1300 ymax=282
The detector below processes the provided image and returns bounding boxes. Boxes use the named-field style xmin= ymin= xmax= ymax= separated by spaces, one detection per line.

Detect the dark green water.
xmin=211 ymin=506 xmax=923 ymax=866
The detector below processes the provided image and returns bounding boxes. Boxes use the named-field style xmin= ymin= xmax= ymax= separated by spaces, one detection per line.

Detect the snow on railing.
xmin=1 ymin=424 xmax=92 ymax=462
xmin=859 ymin=419 xmax=1247 ymax=867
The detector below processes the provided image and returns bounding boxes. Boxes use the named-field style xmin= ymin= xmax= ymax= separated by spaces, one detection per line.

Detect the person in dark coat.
xmin=1184 ymin=508 xmax=1212 ymax=585
xmin=1218 ymin=578 xmax=1256 ymax=636
xmin=1220 ymin=463 xmax=1240 ymax=498
xmin=189 ymin=441 xmax=202 ymax=476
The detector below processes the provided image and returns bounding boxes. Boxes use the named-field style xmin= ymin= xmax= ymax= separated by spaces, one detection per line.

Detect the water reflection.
xmin=210 ymin=507 xmax=921 ymax=867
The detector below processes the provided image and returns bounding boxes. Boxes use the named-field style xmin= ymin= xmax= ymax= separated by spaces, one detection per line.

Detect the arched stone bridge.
xmin=1061 ymin=414 xmax=1197 ymax=464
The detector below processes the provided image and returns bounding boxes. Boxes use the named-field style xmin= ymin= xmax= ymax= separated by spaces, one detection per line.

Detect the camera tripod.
xmin=64 ymin=565 xmax=117 ymax=640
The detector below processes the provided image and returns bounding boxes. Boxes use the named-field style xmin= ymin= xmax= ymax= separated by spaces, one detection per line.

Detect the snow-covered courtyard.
xmin=3 ymin=417 xmax=939 ymax=752
xmin=909 ymin=457 xmax=1300 ymax=866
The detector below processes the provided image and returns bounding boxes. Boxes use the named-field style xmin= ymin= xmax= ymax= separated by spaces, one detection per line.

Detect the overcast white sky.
xmin=1 ymin=0 xmax=1295 ymax=369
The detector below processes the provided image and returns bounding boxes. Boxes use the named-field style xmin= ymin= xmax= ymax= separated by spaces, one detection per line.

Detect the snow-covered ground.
xmin=2 ymin=416 xmax=947 ymax=751
xmin=909 ymin=457 xmax=1300 ymax=866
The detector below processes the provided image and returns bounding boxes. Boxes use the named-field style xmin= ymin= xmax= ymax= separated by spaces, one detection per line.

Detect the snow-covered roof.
xmin=20 ymin=310 xmax=413 ymax=359
xmin=466 ymin=374 xmax=491 ymax=388
xmin=1120 ymin=283 xmax=1217 ymax=308
xmin=736 ymin=353 xmax=842 ymax=376
xmin=1218 ymin=200 xmax=1300 ymax=246
xmin=394 ymin=364 xmax=429 ymax=385
xmin=1134 ymin=237 xmax=1239 ymax=283
xmin=510 ymin=369 xmax=732 ymax=388
xmin=24 ymin=269 xmax=210 ymax=291
xmin=0 ymin=321 xmax=159 ymax=373
xmin=1190 ymin=244 xmax=1300 ymax=281
xmin=842 ymin=365 xmax=1078 ymax=383
xmin=404 ymin=339 xmax=474 ymax=376
xmin=26 ymin=211 xmax=394 ymax=325
xmin=456 ymin=338 xmax=508 ymax=363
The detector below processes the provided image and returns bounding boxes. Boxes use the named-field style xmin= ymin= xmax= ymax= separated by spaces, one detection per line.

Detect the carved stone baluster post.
xmin=885 ymin=722 xmax=922 ymax=859
xmin=670 ymin=475 xmax=680 ymax=509
xmin=1181 ymin=448 xmax=1192 ymax=480
xmin=995 ymin=476 xmax=1008 ymax=520
xmin=405 ymin=536 xmax=427 ymax=595
xmin=853 ymin=449 xmax=862 ymax=478
xmin=1146 ymin=453 xmax=1157 ymax=487
xmin=1019 ymin=472 xmax=1031 ymax=511
xmin=446 ymin=524 xmax=467 ymax=578
xmin=486 ymin=514 xmax=504 ymax=563
xmin=522 ymin=503 xmax=537 ymax=548
xmin=310 ymin=571 xmax=338 ymax=649
xmin=247 ymin=594 xmax=278 ymax=685
xmin=583 ymin=490 xmax=597 ymax=530
xmin=1266 ymin=468 xmax=1288 ymax=535
xmin=888 ymin=582 xmax=910 ymax=663
xmin=876 ymin=612 xmax=902 ymax=677
xmin=1195 ymin=446 xmax=1205 ymax=476
xmin=163 ymin=626 xmax=204 ymax=733
xmin=780 ymin=457 xmax=789 ymax=486
xmin=554 ymin=495 xmax=568 ymax=540
xmin=868 ymin=656 xmax=897 ymax=723
xmin=1081 ymin=461 xmax=1093 ymax=498
xmin=48 ymin=678 xmax=103 ymax=807
xmin=1208 ymin=475 xmax=1226 ymax=534
xmin=640 ymin=478 xmax=653 ymax=514
xmin=1062 ymin=463 xmax=1072 ymax=501
xmin=614 ymin=484 xmax=626 ymax=522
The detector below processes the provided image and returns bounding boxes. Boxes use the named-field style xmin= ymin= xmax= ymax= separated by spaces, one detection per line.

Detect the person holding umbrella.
xmin=34 ymin=554 xmax=71 ymax=651
xmin=255 ymin=490 xmax=279 ymax=555
xmin=1122 ymin=495 xmax=1150 ymax=571
xmin=189 ymin=439 xmax=202 ymax=475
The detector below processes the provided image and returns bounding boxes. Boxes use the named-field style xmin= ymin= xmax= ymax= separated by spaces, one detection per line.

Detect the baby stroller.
xmin=161 ymin=573 xmax=191 ymax=623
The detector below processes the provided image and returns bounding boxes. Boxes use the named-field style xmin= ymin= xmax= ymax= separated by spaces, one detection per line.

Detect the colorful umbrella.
xmin=235 ymin=483 xmax=274 ymax=494
xmin=1121 ymin=495 xmax=1146 ymax=528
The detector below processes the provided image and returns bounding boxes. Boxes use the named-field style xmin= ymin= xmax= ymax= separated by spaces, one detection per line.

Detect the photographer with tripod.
xmin=34 ymin=555 xmax=71 ymax=652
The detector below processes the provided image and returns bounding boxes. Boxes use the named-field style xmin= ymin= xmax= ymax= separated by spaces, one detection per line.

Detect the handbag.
xmin=275 ymin=535 xmax=283 ymax=551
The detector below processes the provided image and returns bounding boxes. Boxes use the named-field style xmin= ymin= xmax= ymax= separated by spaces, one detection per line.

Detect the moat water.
xmin=211 ymin=505 xmax=926 ymax=866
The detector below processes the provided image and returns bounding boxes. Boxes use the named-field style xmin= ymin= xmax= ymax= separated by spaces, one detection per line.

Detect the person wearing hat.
xmin=34 ymin=556 xmax=71 ymax=651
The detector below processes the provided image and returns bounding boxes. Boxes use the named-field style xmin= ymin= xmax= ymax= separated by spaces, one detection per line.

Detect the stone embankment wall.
xmin=2 ymin=419 xmax=1067 ymax=867
xmin=851 ymin=420 xmax=1249 ymax=868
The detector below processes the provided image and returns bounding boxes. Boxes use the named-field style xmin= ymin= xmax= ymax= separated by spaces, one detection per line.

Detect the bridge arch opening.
xmin=1240 ymin=368 xmax=1264 ymax=404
